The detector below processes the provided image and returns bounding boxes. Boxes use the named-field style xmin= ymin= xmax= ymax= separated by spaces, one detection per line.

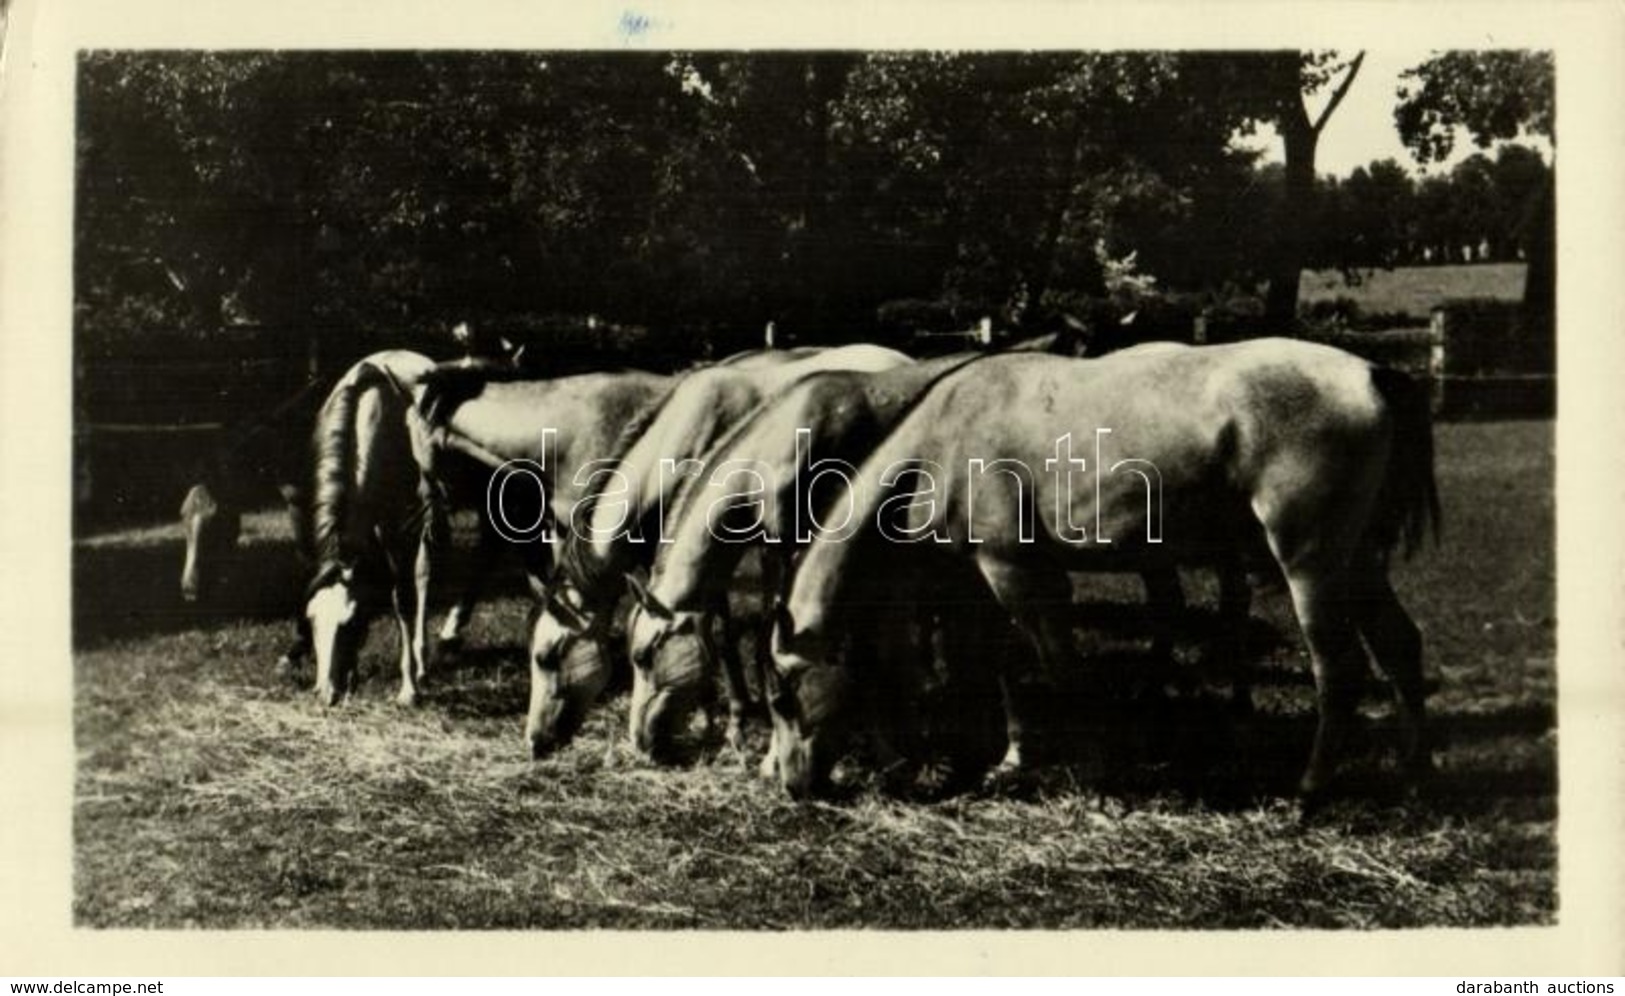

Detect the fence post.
xmin=1428 ymin=307 xmax=1447 ymax=414
xmin=307 ymin=330 xmax=321 ymax=382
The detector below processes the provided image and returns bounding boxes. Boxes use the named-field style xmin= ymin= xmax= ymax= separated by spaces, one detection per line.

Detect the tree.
xmin=1336 ymin=159 xmax=1416 ymax=268
xmin=1183 ymin=52 xmax=1367 ymax=324
xmin=76 ymin=51 xmax=1288 ymax=367
xmin=1395 ymin=52 xmax=1554 ymax=321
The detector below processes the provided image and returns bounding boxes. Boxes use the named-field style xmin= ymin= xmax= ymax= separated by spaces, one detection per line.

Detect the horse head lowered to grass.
xmin=409 ymin=363 xmax=679 ymax=751
xmin=301 ymin=351 xmax=441 ymax=706
xmin=521 ymin=343 xmax=915 ymax=758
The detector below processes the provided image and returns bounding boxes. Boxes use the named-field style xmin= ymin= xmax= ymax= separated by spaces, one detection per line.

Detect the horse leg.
xmin=754 ymin=552 xmax=788 ymax=713
xmin=974 ymin=556 xmax=1074 ymax=776
xmin=412 ymin=534 xmax=432 ymax=685
xmin=1350 ymin=562 xmax=1431 ymax=783
xmin=844 ymin=599 xmax=919 ymax=791
xmin=278 ymin=615 xmax=313 ymax=677
xmin=385 ymin=543 xmax=425 ymax=707
xmin=1283 ymin=567 xmax=1366 ymax=805
xmin=1215 ymin=560 xmax=1254 ymax=714
xmin=707 ymin=595 xmax=750 ymax=756
xmin=440 ymin=513 xmax=498 ymax=646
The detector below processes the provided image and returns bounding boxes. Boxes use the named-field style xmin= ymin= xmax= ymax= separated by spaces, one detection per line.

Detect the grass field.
xmin=1298 ymin=263 xmax=1527 ymax=320
xmin=71 ymin=420 xmax=1555 ymax=929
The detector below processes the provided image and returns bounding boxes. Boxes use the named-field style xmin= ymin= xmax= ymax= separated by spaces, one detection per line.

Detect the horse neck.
xmin=780 ymin=507 xmax=866 ymax=643
xmin=647 ymin=486 xmax=755 ymax=615
xmin=780 ymin=360 xmax=981 ymax=640
xmin=588 ymin=373 xmax=756 ymax=557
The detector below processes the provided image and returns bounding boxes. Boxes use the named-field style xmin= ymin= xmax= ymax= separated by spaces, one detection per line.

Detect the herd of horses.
xmin=178 ymin=329 xmax=1440 ymax=807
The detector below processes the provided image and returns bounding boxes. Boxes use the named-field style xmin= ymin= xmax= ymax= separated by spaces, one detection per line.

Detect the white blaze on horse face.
xmin=626 ymin=610 xmax=706 ymax=756
xmin=179 ymin=485 xmax=219 ymax=600
xmin=627 ymin=661 xmax=660 ymax=755
xmin=525 ymin=664 xmax=566 ymax=756
xmin=529 ymin=606 xmax=577 ymax=672
xmin=626 ymin=603 xmax=664 ymax=669
xmin=767 ymin=664 xmax=847 ymax=799
xmin=526 ymin=619 xmax=611 ymax=756
xmin=307 ymin=582 xmax=359 ymax=706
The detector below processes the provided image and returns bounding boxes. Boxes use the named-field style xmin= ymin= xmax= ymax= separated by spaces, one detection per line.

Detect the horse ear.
xmin=549 ymin=593 xmax=589 ymax=634
xmin=625 ymin=575 xmax=671 ymax=620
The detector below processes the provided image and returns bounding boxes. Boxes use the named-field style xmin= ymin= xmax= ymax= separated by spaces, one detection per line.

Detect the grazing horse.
xmin=178 ymin=377 xmax=327 ymax=604
xmin=626 ymin=344 xmax=1254 ymax=771
xmin=620 ymin=352 xmax=986 ymax=761
xmin=410 ymin=366 xmax=679 ymax=729
xmin=525 ymin=344 xmax=914 ymax=757
xmin=303 ymin=352 xmax=441 ymax=706
xmin=181 ymin=351 xmax=443 ymax=670
xmin=767 ymin=340 xmax=1439 ymax=803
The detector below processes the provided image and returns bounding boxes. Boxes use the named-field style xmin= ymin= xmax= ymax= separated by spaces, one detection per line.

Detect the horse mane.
xmin=555 ymin=380 xmax=683 ymax=600
xmin=415 ymin=364 xmax=508 ymax=427
xmin=661 ymin=351 xmax=990 ymax=577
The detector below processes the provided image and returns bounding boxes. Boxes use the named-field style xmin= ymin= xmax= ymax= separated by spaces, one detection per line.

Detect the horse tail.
xmin=1368 ymin=365 xmax=1443 ymax=560
xmin=306 ymin=364 xmax=398 ymax=596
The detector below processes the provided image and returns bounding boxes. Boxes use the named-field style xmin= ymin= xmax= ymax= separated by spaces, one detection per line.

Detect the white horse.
xmin=767 ymin=340 xmax=1439 ymax=804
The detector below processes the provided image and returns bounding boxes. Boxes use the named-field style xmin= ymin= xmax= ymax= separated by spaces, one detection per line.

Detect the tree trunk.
xmin=1520 ymin=175 xmax=1555 ymax=375
xmin=1522 ymin=175 xmax=1554 ymax=327
xmin=1024 ymin=123 xmax=1089 ymax=325
xmin=1264 ymin=114 xmax=1318 ymax=327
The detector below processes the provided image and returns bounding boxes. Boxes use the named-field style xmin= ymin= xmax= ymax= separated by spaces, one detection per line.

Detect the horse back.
xmin=865 ymin=341 xmax=1389 ymax=561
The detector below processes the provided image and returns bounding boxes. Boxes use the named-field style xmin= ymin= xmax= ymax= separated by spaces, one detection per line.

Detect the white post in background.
xmin=1429 ymin=307 xmax=1448 ymax=414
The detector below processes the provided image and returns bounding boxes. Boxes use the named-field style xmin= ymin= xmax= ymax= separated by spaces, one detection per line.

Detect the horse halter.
xmin=630 ymin=604 xmax=697 ymax=670
xmin=534 ymin=583 xmax=608 ymax=671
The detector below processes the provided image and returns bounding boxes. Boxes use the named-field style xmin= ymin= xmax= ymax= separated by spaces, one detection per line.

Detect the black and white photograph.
xmin=4 ymin=0 xmax=1623 ymax=976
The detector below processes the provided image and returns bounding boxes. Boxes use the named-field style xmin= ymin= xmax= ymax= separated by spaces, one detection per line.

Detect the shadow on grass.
xmin=73 ymin=540 xmax=308 ymax=650
xmin=71 ymin=531 xmax=540 ymax=652
xmin=709 ymin=630 xmax=1559 ymax=818
xmin=996 ymin=669 xmax=1555 ymax=817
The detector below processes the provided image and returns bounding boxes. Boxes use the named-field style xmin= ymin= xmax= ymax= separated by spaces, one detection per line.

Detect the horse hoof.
xmin=980 ymin=761 xmax=1028 ymax=796
xmin=396 ymin=689 xmax=419 ymax=708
